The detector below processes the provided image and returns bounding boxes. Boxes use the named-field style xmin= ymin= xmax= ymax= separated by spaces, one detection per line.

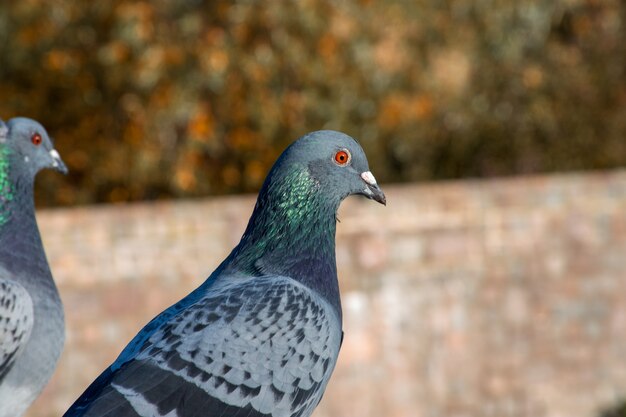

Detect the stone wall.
xmin=26 ymin=170 xmax=626 ymax=417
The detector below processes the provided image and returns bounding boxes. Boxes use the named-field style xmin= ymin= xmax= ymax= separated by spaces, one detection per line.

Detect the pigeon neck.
xmin=0 ymin=153 xmax=45 ymax=269
xmin=0 ymin=144 xmax=15 ymax=229
xmin=227 ymin=167 xmax=341 ymax=314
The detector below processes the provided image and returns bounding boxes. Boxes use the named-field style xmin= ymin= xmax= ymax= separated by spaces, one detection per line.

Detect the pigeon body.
xmin=0 ymin=117 xmax=68 ymax=417
xmin=65 ymin=130 xmax=385 ymax=417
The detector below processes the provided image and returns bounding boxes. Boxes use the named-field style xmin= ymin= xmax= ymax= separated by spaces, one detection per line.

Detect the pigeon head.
xmin=229 ymin=130 xmax=384 ymax=303
xmin=1 ymin=117 xmax=68 ymax=178
xmin=268 ymin=130 xmax=386 ymax=208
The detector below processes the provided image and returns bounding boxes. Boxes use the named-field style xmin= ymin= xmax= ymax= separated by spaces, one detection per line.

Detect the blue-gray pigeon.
xmin=0 ymin=117 xmax=68 ymax=417
xmin=64 ymin=130 xmax=385 ymax=417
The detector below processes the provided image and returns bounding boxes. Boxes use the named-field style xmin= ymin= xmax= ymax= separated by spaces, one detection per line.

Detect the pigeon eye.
xmin=31 ymin=133 xmax=42 ymax=146
xmin=334 ymin=149 xmax=351 ymax=166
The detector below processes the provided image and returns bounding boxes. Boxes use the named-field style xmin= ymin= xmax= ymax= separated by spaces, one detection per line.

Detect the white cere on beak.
xmin=50 ymin=149 xmax=61 ymax=167
xmin=361 ymin=171 xmax=377 ymax=186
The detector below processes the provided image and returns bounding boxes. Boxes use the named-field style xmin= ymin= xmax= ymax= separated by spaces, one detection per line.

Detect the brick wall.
xmin=26 ymin=170 xmax=626 ymax=417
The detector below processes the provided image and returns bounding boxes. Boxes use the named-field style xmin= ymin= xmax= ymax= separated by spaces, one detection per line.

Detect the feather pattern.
xmin=0 ymin=276 xmax=34 ymax=380
xmin=69 ymin=276 xmax=341 ymax=417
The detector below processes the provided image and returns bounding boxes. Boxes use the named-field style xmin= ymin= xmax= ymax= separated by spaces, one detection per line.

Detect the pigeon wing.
xmin=0 ymin=275 xmax=34 ymax=381
xmin=69 ymin=276 xmax=342 ymax=417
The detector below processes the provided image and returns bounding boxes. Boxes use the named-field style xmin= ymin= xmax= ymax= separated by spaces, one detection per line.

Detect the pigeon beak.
xmin=360 ymin=171 xmax=386 ymax=206
xmin=50 ymin=149 xmax=68 ymax=174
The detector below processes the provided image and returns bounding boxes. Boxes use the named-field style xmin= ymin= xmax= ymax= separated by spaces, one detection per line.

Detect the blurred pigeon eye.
xmin=31 ymin=133 xmax=42 ymax=146
xmin=334 ymin=149 xmax=351 ymax=166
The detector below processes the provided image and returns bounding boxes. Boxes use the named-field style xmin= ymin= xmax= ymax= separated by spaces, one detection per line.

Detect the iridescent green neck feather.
xmin=0 ymin=144 xmax=15 ymax=228
xmin=225 ymin=164 xmax=341 ymax=312
xmin=0 ymin=144 xmax=40 ymax=259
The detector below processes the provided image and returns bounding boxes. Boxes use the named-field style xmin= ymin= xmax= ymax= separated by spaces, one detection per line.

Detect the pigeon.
xmin=64 ymin=130 xmax=386 ymax=417
xmin=0 ymin=117 xmax=68 ymax=417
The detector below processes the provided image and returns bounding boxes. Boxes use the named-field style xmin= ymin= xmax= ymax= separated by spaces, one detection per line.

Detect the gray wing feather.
xmin=0 ymin=276 xmax=34 ymax=380
xmin=83 ymin=276 xmax=341 ymax=417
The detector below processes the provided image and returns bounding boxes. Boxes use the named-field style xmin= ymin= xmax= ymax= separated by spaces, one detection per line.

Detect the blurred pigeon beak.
xmin=360 ymin=171 xmax=386 ymax=205
xmin=0 ymin=119 xmax=7 ymax=141
xmin=50 ymin=149 xmax=68 ymax=174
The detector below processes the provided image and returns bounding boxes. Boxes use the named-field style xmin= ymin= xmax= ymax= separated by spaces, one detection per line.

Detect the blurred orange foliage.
xmin=0 ymin=0 xmax=624 ymax=206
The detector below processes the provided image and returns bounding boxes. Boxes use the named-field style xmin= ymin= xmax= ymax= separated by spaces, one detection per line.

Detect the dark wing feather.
xmin=66 ymin=276 xmax=342 ymax=417
xmin=0 ymin=276 xmax=34 ymax=381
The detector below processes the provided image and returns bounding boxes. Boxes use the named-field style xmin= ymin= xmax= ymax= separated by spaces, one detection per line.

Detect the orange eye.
xmin=31 ymin=133 xmax=42 ymax=146
xmin=334 ymin=149 xmax=350 ymax=166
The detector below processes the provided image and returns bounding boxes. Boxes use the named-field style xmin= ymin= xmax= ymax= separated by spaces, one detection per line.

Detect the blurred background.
xmin=1 ymin=0 xmax=626 ymax=206
xmin=1 ymin=0 xmax=625 ymax=416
